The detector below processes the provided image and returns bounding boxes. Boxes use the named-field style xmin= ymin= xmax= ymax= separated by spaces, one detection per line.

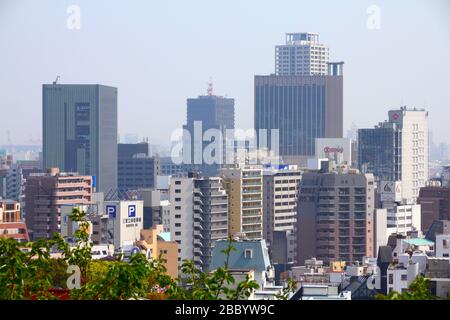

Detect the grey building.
xmin=297 ymin=170 xmax=375 ymax=265
xmin=42 ymin=84 xmax=118 ymax=193
xmin=169 ymin=173 xmax=229 ymax=271
xmin=255 ymin=65 xmax=343 ymax=163
xmin=183 ymin=93 xmax=235 ymax=176
xmin=117 ymin=142 xmax=159 ymax=191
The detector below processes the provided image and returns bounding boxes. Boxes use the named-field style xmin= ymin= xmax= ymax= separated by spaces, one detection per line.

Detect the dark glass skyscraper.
xmin=358 ymin=124 xmax=401 ymax=182
xmin=183 ymin=94 xmax=235 ymax=176
xmin=254 ymin=71 xmax=343 ymax=162
xmin=42 ymin=84 xmax=118 ymax=193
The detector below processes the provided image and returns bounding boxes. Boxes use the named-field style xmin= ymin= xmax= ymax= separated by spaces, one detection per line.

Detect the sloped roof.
xmin=209 ymin=239 xmax=271 ymax=272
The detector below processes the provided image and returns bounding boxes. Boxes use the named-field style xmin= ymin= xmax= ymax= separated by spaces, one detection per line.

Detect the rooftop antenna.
xmin=207 ymin=77 xmax=213 ymax=96
xmin=53 ymin=75 xmax=60 ymax=85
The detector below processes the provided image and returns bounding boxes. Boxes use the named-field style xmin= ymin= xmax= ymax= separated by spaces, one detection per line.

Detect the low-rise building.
xmin=210 ymin=238 xmax=274 ymax=290
xmin=0 ymin=199 xmax=29 ymax=242
xmin=138 ymin=224 xmax=179 ymax=278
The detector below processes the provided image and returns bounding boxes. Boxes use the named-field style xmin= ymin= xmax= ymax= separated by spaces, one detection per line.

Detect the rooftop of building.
xmin=403 ymin=238 xmax=434 ymax=247
xmin=209 ymin=239 xmax=271 ymax=272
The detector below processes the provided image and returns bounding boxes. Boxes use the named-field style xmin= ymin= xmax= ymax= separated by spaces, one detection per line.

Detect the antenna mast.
xmin=207 ymin=78 xmax=213 ymax=96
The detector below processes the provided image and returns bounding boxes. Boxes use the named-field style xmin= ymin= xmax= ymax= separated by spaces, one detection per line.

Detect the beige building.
xmin=24 ymin=168 xmax=92 ymax=240
xmin=221 ymin=165 xmax=263 ymax=239
xmin=138 ymin=224 xmax=179 ymax=279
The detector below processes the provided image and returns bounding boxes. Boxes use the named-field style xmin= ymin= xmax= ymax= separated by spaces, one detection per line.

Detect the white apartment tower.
xmin=263 ymin=165 xmax=302 ymax=263
xmin=388 ymin=108 xmax=429 ymax=200
xmin=169 ymin=173 xmax=229 ymax=271
xmin=275 ymin=32 xmax=329 ymax=76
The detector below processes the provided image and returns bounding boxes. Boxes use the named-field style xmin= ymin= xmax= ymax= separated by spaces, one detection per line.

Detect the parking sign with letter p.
xmin=128 ymin=205 xmax=136 ymax=218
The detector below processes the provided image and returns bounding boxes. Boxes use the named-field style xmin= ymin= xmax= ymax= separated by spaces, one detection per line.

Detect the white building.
xmin=315 ymin=138 xmax=352 ymax=167
xmin=435 ymin=234 xmax=450 ymax=258
xmin=388 ymin=108 xmax=429 ymax=200
xmin=275 ymin=32 xmax=329 ymax=76
xmin=169 ymin=174 xmax=229 ymax=270
xmin=105 ymin=200 xmax=143 ymax=250
xmin=262 ymin=165 xmax=301 ymax=263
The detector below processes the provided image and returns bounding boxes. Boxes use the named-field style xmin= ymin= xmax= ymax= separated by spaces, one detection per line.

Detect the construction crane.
xmin=53 ymin=75 xmax=60 ymax=85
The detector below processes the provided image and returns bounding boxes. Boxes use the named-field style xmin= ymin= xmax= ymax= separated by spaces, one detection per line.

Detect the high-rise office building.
xmin=183 ymin=90 xmax=235 ymax=176
xmin=117 ymin=142 xmax=160 ymax=191
xmin=169 ymin=173 xmax=228 ymax=271
xmin=24 ymin=168 xmax=93 ymax=240
xmin=262 ymin=164 xmax=302 ymax=264
xmin=221 ymin=164 xmax=263 ymax=239
xmin=297 ymin=170 xmax=375 ymax=265
xmin=255 ymin=70 xmax=343 ymax=163
xmin=42 ymin=83 xmax=118 ymax=193
xmin=358 ymin=107 xmax=429 ymax=201
xmin=275 ymin=32 xmax=329 ymax=76
xmin=255 ymin=32 xmax=342 ymax=165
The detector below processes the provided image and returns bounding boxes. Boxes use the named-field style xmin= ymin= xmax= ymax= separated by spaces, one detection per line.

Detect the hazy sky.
xmin=1 ymin=0 xmax=449 ymax=146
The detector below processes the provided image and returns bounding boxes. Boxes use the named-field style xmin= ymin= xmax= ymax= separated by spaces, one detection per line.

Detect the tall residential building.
xmin=275 ymin=32 xmax=329 ymax=76
xmin=262 ymin=165 xmax=302 ymax=264
xmin=0 ymin=200 xmax=29 ymax=242
xmin=5 ymin=164 xmax=23 ymax=201
xmin=42 ymin=83 xmax=118 ymax=193
xmin=297 ymin=170 xmax=375 ymax=265
xmin=24 ymin=168 xmax=93 ymax=240
xmin=255 ymin=66 xmax=344 ymax=164
xmin=117 ymin=142 xmax=160 ymax=191
xmin=358 ymin=107 xmax=429 ymax=201
xmin=418 ymin=185 xmax=450 ymax=233
xmin=183 ymin=91 xmax=235 ymax=176
xmin=221 ymin=165 xmax=263 ymax=239
xmin=169 ymin=173 xmax=228 ymax=271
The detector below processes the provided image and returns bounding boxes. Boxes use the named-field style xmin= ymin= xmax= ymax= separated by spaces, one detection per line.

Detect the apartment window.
xmin=175 ymin=223 xmax=181 ymax=227
xmin=244 ymin=249 xmax=253 ymax=259
xmin=175 ymin=181 xmax=181 ymax=185
xmin=175 ymin=189 xmax=181 ymax=193
xmin=175 ymin=206 xmax=181 ymax=210
xmin=401 ymin=274 xmax=407 ymax=281
xmin=175 ymin=198 xmax=181 ymax=202
xmin=175 ymin=214 xmax=181 ymax=219
xmin=443 ymin=239 xmax=449 ymax=249
xmin=175 ymin=232 xmax=181 ymax=236
xmin=388 ymin=274 xmax=393 ymax=284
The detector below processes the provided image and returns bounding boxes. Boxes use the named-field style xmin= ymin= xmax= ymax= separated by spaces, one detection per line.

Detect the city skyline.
xmin=1 ymin=0 xmax=450 ymax=147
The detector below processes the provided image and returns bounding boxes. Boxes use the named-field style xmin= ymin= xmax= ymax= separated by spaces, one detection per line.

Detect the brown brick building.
xmin=418 ymin=186 xmax=450 ymax=233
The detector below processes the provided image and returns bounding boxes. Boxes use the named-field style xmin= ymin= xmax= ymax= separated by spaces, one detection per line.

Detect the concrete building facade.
xmin=42 ymin=83 xmax=118 ymax=193
xmin=263 ymin=164 xmax=301 ymax=264
xmin=169 ymin=173 xmax=229 ymax=270
xmin=297 ymin=170 xmax=375 ymax=265
xmin=24 ymin=168 xmax=92 ymax=240
xmin=275 ymin=33 xmax=329 ymax=76
xmin=221 ymin=165 xmax=263 ymax=239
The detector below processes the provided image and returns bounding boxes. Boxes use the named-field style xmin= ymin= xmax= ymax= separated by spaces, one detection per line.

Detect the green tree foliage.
xmin=0 ymin=208 xmax=294 ymax=300
xmin=376 ymin=276 xmax=436 ymax=300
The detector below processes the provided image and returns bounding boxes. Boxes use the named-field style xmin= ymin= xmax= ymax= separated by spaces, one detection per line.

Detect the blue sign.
xmin=106 ymin=205 xmax=116 ymax=218
xmin=128 ymin=205 xmax=136 ymax=218
xmin=92 ymin=175 xmax=96 ymax=188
